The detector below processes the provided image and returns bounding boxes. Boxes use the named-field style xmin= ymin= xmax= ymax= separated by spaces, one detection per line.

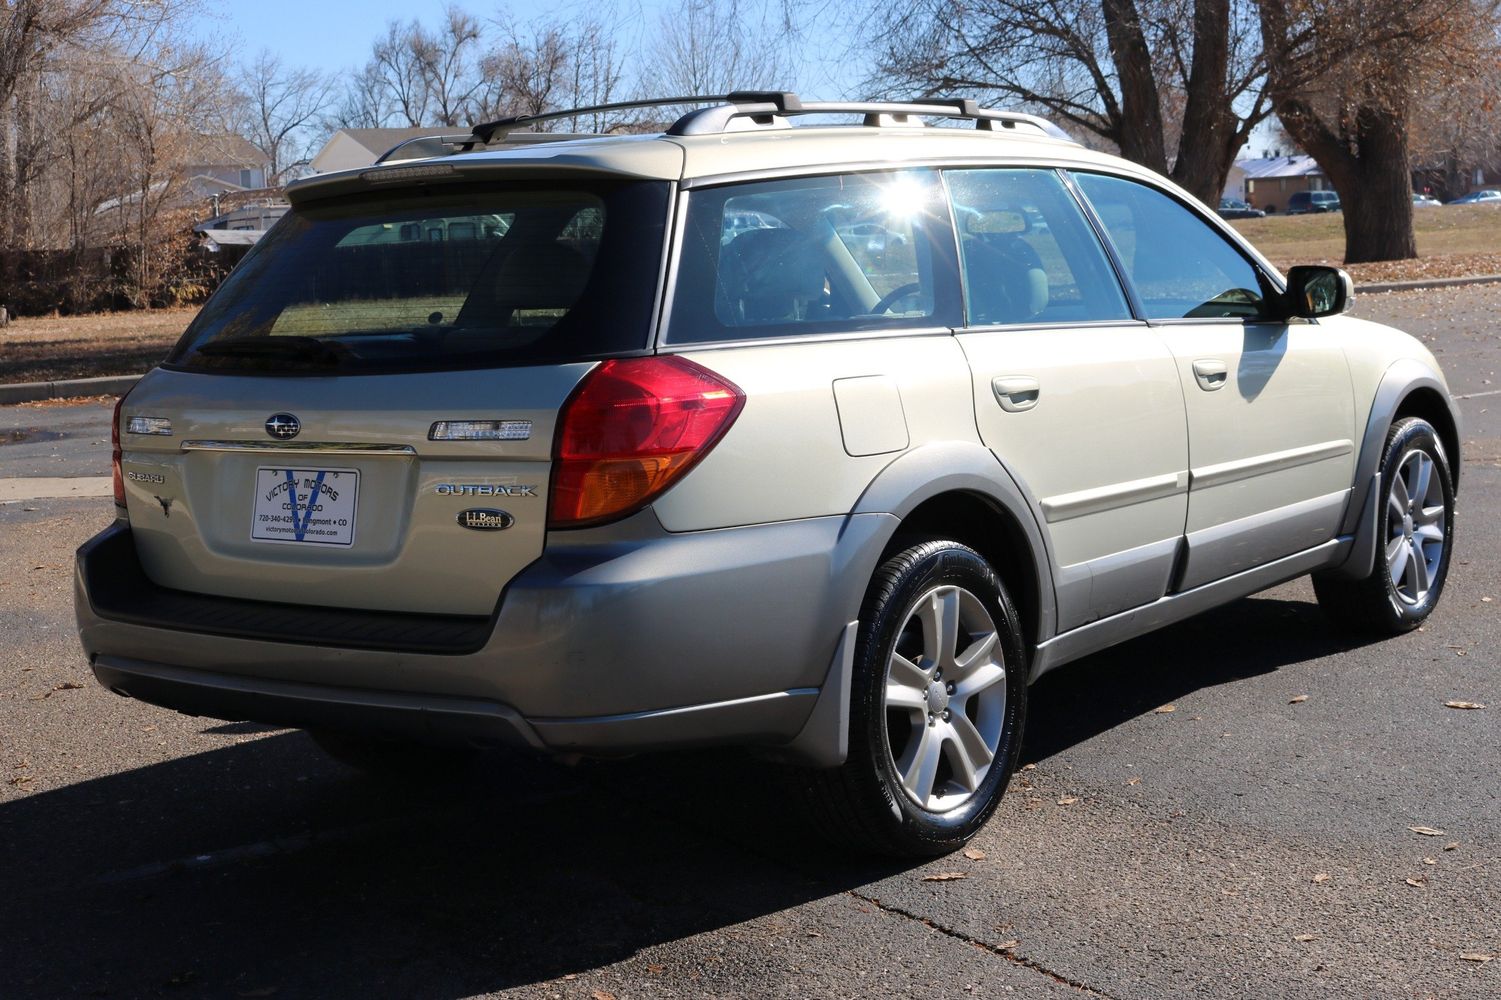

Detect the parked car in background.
xmin=1217 ymin=197 xmax=1265 ymax=220
xmin=1412 ymin=193 xmax=1441 ymax=208
xmin=78 ymin=92 xmax=1461 ymax=858
xmin=1447 ymin=189 xmax=1501 ymax=205
xmin=1287 ymin=190 xmax=1341 ymax=214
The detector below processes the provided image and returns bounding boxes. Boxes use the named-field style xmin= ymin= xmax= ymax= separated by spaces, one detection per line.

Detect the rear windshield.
xmin=167 ymin=180 xmax=669 ymax=375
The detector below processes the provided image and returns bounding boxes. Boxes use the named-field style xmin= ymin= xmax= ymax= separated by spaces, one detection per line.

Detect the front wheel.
xmin=801 ymin=540 xmax=1027 ymax=856
xmin=1314 ymin=417 xmax=1456 ymax=634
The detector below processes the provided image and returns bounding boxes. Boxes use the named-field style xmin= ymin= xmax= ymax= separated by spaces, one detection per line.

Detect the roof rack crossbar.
xmin=468 ymin=93 xmax=800 ymax=144
xmin=667 ymin=97 xmax=1074 ymax=142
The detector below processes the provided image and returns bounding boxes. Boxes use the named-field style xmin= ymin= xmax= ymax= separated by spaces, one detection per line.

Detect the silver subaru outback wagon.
xmin=77 ymin=93 xmax=1460 ymax=856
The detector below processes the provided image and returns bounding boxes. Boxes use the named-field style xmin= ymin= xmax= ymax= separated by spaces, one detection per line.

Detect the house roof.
xmin=1240 ymin=154 xmax=1323 ymax=180
xmin=183 ymin=134 xmax=269 ymax=168
xmin=310 ymin=128 xmax=442 ymax=173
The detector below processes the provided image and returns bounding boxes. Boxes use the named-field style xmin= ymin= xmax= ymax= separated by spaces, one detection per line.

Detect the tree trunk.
xmin=1340 ymin=107 xmax=1417 ymax=263
xmin=0 ymin=95 xmax=14 ymax=249
xmin=1170 ymin=0 xmax=1237 ymax=204
xmin=1101 ymin=0 xmax=1169 ymax=173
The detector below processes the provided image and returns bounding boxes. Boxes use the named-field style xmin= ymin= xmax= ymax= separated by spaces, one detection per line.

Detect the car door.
xmin=947 ymin=168 xmax=1189 ymax=632
xmin=1072 ymin=172 xmax=1356 ymax=591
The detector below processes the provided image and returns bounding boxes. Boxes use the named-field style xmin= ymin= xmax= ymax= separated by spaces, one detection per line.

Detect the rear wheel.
xmin=801 ymin=540 xmax=1027 ymax=856
xmin=1314 ymin=417 xmax=1455 ymax=634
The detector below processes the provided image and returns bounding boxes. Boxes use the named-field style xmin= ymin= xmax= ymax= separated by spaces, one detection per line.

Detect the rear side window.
xmin=945 ymin=168 xmax=1132 ymax=326
xmin=1073 ymin=172 xmax=1271 ymax=320
xmin=665 ymin=170 xmax=960 ymax=344
xmin=168 ymin=181 xmax=669 ymax=374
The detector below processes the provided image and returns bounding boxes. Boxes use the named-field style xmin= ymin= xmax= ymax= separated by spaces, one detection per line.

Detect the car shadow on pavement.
xmin=1021 ymin=593 xmax=1382 ymax=762
xmin=0 ymin=594 xmax=1378 ymax=999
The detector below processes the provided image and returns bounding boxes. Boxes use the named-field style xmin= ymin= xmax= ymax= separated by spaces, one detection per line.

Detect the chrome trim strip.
xmin=1190 ymin=439 xmax=1353 ymax=491
xmin=181 ymin=441 xmax=417 ymax=456
xmin=531 ymin=687 xmax=819 ymax=726
xmin=1039 ymin=471 xmax=1188 ymax=523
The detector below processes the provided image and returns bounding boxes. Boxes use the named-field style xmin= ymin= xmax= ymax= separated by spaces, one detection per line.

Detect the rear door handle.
xmin=1192 ymin=359 xmax=1228 ymax=391
xmin=992 ymin=375 xmax=1041 ymax=412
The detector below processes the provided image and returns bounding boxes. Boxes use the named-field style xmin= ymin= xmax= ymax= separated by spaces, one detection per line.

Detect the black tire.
xmin=1313 ymin=417 xmax=1456 ymax=635
xmin=800 ymin=540 xmax=1027 ymax=857
xmin=308 ymin=730 xmax=476 ymax=778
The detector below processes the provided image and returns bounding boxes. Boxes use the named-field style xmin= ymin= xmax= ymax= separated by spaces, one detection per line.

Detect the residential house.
xmin=1240 ymin=155 xmax=1329 ymax=214
xmin=310 ymin=127 xmax=443 ymax=173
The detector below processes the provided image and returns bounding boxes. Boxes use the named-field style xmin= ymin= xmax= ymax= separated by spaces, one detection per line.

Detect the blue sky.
xmin=188 ymin=0 xmax=853 ymax=96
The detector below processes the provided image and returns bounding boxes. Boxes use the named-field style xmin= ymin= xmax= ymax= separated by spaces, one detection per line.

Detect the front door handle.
xmin=1192 ymin=359 xmax=1228 ymax=391
xmin=992 ymin=375 xmax=1041 ymax=412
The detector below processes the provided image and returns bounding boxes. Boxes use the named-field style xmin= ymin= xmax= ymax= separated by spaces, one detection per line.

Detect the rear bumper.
xmin=76 ymin=514 xmax=893 ymax=758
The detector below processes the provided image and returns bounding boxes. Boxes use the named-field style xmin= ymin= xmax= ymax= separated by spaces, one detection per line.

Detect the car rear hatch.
xmin=117 ymin=173 xmax=672 ymax=616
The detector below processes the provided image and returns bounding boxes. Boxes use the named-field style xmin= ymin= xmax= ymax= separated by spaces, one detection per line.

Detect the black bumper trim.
xmin=78 ymin=524 xmax=493 ymax=654
xmin=93 ymin=655 xmax=542 ymax=749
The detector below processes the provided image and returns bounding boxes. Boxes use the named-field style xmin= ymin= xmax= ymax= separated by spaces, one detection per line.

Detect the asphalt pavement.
xmin=0 ymin=288 xmax=1497 ymax=999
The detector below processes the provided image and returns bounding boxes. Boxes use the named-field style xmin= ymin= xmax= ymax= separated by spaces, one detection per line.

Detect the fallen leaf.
xmin=1405 ymin=878 xmax=1426 ymax=887
xmin=1445 ymin=700 xmax=1486 ymax=710
xmin=1423 ymin=857 xmax=1437 ymax=865
xmin=1294 ymin=934 xmax=1317 ymax=942
xmin=53 ymin=681 xmax=84 ymax=691
xmin=1057 ymin=796 xmax=1079 ymax=805
xmin=1444 ymin=842 xmax=1460 ymax=851
xmin=996 ymin=939 xmax=1020 ymax=950
xmin=806 ymin=931 xmax=821 ymax=938
xmin=1154 ymin=704 xmax=1176 ymax=714
xmin=1312 ymin=873 xmax=1331 ymax=884
xmin=1289 ymin=694 xmax=1309 ymax=704
xmin=1460 ymin=953 xmax=1495 ymax=963
xmin=591 ymin=991 xmax=617 ymax=1000
xmin=1481 ymin=596 xmax=1493 ymax=603
xmin=1409 ymin=826 xmax=1447 ymax=837
xmin=921 ymin=871 xmax=969 ymax=882
xmin=1021 ymin=763 xmax=1037 ymax=771
xmin=7 ymin=776 xmax=33 ymax=786
xmin=963 ymin=848 xmax=987 ymax=861
xmin=1125 ymin=776 xmax=1142 ymax=786
xmin=645 ymin=963 xmax=665 ymax=975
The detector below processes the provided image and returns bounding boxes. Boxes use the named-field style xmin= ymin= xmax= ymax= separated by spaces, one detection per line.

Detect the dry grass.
xmin=1 ymin=307 xmax=197 ymax=384
xmin=1230 ymin=204 xmax=1501 ymax=283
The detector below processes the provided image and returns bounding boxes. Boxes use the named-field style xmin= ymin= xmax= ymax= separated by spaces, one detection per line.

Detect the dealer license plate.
xmin=251 ymin=467 xmax=359 ymax=546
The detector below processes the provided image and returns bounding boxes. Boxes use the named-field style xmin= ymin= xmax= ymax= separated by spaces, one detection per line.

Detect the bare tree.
xmin=646 ymin=0 xmax=794 ymax=98
xmin=234 ymin=50 xmax=335 ymax=184
xmin=369 ymin=20 xmax=432 ymax=126
xmin=0 ymin=0 xmax=190 ymax=249
xmin=1260 ymin=0 xmax=1500 ymax=262
xmin=109 ymin=40 xmax=231 ymax=302
xmin=866 ymin=0 xmax=1269 ymax=205
xmin=414 ymin=5 xmax=484 ymax=126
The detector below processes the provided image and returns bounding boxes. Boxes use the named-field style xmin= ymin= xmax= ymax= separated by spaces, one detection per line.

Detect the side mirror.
xmin=1283 ymin=265 xmax=1353 ymax=318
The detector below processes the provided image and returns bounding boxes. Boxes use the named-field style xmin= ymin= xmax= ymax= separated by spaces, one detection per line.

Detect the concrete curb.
xmin=3 ymin=273 xmax=1500 ymax=405
xmin=1355 ymin=273 xmax=1501 ymax=294
xmin=0 ymin=374 xmax=142 ymax=406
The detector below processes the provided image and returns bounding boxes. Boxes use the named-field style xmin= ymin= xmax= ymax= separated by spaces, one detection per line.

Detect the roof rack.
xmin=372 ymin=91 xmax=1075 ymax=165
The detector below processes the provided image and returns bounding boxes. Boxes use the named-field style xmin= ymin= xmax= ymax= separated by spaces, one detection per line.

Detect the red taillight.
xmin=111 ymin=394 xmax=126 ymax=507
xmin=548 ymin=356 xmax=745 ymax=528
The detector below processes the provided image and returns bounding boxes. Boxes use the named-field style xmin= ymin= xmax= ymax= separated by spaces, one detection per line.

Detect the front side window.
xmin=665 ymin=170 xmax=959 ymax=343
xmin=1074 ymin=172 xmax=1272 ymax=320
xmin=168 ymin=181 xmax=668 ymax=374
xmin=945 ymin=168 xmax=1132 ymax=326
